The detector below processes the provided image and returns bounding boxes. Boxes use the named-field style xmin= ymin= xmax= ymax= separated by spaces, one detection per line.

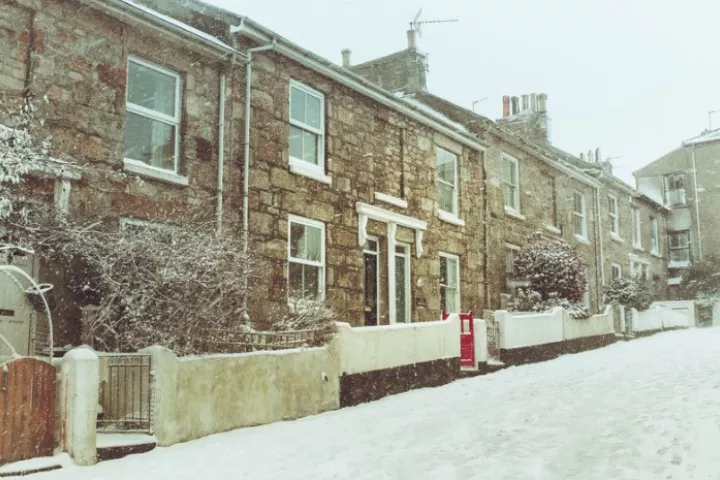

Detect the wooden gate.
xmin=0 ymin=357 xmax=56 ymax=465
xmin=443 ymin=311 xmax=475 ymax=368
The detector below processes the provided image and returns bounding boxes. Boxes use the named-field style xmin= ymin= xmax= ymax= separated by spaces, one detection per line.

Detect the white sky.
xmin=206 ymin=0 xmax=720 ymax=185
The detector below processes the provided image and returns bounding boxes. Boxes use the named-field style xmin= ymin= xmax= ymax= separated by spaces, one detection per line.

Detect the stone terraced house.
xmin=0 ymin=0 xmax=669 ymax=354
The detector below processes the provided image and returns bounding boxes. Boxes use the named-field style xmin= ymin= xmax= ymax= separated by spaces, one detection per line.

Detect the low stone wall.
xmin=337 ymin=316 xmax=461 ymax=407
xmin=496 ymin=307 xmax=616 ymax=365
xmin=144 ymin=345 xmax=342 ymax=447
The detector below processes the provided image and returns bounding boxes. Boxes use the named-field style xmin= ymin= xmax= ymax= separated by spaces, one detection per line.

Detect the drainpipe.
xmin=690 ymin=143 xmax=703 ymax=261
xmin=231 ymin=20 xmax=277 ymax=324
xmin=216 ymin=72 xmax=227 ymax=236
xmin=594 ymin=186 xmax=606 ymax=308
xmin=482 ymin=153 xmax=491 ymax=310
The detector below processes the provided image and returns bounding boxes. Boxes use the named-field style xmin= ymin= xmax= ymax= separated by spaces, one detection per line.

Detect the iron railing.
xmin=97 ymin=353 xmax=153 ymax=434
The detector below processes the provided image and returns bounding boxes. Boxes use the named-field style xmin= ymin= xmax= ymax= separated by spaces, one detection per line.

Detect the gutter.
xmin=232 ymin=20 xmax=489 ymax=154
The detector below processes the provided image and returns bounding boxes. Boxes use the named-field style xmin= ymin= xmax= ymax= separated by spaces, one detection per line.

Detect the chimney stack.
xmin=341 ymin=49 xmax=352 ymax=68
xmin=407 ymin=29 xmax=417 ymax=50
xmin=530 ymin=93 xmax=537 ymax=112
xmin=538 ymin=93 xmax=547 ymax=113
xmin=521 ymin=94 xmax=529 ymax=112
xmin=595 ymin=147 xmax=601 ymax=163
xmin=502 ymin=96 xmax=510 ymax=117
xmin=511 ymin=96 xmax=519 ymax=115
xmin=580 ymin=152 xmax=586 ymax=162
xmin=587 ymin=150 xmax=594 ymax=163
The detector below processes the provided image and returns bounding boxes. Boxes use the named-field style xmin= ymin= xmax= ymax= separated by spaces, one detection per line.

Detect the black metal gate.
xmin=97 ymin=354 xmax=153 ymax=433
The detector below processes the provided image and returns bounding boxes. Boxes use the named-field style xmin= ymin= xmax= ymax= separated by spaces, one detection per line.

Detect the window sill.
xmin=574 ymin=235 xmax=591 ymax=246
xmin=438 ymin=210 xmax=465 ymax=227
xmin=289 ymin=159 xmax=332 ymax=185
xmin=610 ymin=233 xmax=624 ymax=244
xmin=651 ymin=251 xmax=662 ymax=259
xmin=375 ymin=192 xmax=408 ymax=209
xmin=544 ymin=224 xmax=561 ymax=235
xmin=633 ymin=245 xmax=644 ymax=252
xmin=504 ymin=207 xmax=525 ymax=221
xmin=668 ymin=260 xmax=692 ymax=269
xmin=123 ymin=159 xmax=188 ymax=187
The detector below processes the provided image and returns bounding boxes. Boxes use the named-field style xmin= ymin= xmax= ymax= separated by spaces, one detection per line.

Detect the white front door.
xmin=0 ymin=254 xmax=34 ymax=356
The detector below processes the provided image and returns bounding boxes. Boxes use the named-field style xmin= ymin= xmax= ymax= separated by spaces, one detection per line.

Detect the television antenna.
xmin=409 ymin=8 xmax=459 ymax=37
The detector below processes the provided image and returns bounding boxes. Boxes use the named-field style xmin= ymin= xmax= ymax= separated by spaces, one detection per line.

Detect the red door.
xmin=443 ymin=311 xmax=475 ymax=368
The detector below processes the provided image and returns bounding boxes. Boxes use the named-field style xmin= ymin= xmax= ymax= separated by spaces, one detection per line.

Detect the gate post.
xmin=61 ymin=347 xmax=99 ymax=466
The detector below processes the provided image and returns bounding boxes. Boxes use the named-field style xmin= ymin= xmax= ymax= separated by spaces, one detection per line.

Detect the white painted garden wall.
xmin=495 ymin=308 xmax=565 ymax=349
xmin=713 ymin=300 xmax=720 ymax=327
xmin=496 ymin=307 xmax=614 ymax=350
xmin=473 ymin=318 xmax=488 ymax=364
xmin=336 ymin=315 xmax=460 ymax=375
xmin=632 ymin=302 xmax=694 ymax=332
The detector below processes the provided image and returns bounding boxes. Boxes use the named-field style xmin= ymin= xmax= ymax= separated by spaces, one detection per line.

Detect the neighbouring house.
xmin=634 ymin=129 xmax=720 ymax=289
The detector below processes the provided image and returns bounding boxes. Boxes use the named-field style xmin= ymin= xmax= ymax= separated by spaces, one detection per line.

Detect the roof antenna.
xmin=409 ymin=8 xmax=459 ymax=38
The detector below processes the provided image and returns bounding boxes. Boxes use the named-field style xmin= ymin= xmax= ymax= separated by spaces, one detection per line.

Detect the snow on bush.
xmin=270 ymin=298 xmax=339 ymax=347
xmin=603 ymin=277 xmax=653 ymax=311
xmin=679 ymin=254 xmax=720 ymax=300
xmin=509 ymin=239 xmax=588 ymax=318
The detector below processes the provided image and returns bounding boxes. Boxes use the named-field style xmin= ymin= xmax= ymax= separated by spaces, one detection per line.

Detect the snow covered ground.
xmin=37 ymin=328 xmax=720 ymax=480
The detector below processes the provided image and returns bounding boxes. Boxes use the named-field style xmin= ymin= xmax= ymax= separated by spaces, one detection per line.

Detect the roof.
xmin=683 ymin=128 xmax=720 ymax=146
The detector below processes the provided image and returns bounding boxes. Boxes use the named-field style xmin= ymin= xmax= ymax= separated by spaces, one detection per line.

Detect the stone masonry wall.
xmin=243 ymin=49 xmax=486 ymax=326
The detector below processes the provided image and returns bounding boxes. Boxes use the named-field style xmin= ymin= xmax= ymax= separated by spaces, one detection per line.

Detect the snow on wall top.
xmin=119 ymin=0 xmax=235 ymax=53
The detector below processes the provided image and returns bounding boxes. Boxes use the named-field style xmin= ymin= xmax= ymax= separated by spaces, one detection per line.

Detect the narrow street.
xmin=38 ymin=328 xmax=720 ymax=480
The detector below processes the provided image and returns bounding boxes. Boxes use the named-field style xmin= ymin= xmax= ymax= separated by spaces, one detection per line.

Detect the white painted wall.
xmin=61 ymin=347 xmax=99 ymax=466
xmin=337 ymin=315 xmax=460 ymax=375
xmin=650 ymin=301 xmax=696 ymax=326
xmin=473 ymin=318 xmax=488 ymax=364
xmin=713 ymin=300 xmax=720 ymax=326
xmin=496 ymin=308 xmax=565 ymax=349
xmin=563 ymin=306 xmax=614 ymax=340
xmin=632 ymin=303 xmax=694 ymax=332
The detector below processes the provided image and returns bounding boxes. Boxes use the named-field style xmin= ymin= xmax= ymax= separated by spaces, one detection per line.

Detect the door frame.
xmin=363 ymin=236 xmax=381 ymax=326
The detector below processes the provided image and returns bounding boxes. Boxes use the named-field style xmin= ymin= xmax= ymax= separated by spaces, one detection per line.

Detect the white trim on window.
xmin=632 ymin=207 xmax=642 ymax=250
xmin=124 ymin=56 xmax=182 ymax=175
xmin=502 ymin=154 xmax=520 ymax=214
xmin=391 ymin=242 xmax=412 ymax=324
xmin=608 ymin=194 xmax=619 ymax=235
xmin=287 ymin=214 xmax=326 ymax=303
xmin=439 ymin=252 xmax=461 ymax=314
xmin=436 ymin=147 xmax=459 ymax=217
xmin=123 ymin=158 xmax=189 ymax=186
xmin=289 ymin=80 xmax=326 ymax=180
xmin=611 ymin=263 xmax=622 ymax=280
xmin=650 ymin=216 xmax=660 ymax=255
xmin=572 ymin=191 xmax=588 ymax=241
xmin=374 ymin=192 xmax=408 ymax=209
xmin=363 ymin=236 xmax=381 ymax=326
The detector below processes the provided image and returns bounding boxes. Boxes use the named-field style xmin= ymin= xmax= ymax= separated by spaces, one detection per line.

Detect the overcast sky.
xmin=206 ymin=0 xmax=720 ymax=185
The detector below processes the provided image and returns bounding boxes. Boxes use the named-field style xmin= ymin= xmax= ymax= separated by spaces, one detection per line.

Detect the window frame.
xmin=439 ymin=252 xmax=461 ymax=314
xmin=363 ymin=236 xmax=381 ymax=325
xmin=608 ymin=194 xmax=619 ymax=235
xmin=502 ymin=154 xmax=520 ymax=213
xmin=124 ymin=56 xmax=182 ymax=174
xmin=287 ymin=214 xmax=326 ymax=303
xmin=611 ymin=263 xmax=622 ymax=280
xmin=392 ymin=242 xmax=412 ymax=324
xmin=669 ymin=230 xmax=691 ymax=264
xmin=436 ymin=147 xmax=459 ymax=217
xmin=288 ymin=80 xmax=326 ymax=178
xmin=650 ymin=216 xmax=660 ymax=254
xmin=632 ymin=207 xmax=642 ymax=249
xmin=663 ymin=172 xmax=686 ymax=206
xmin=572 ymin=191 xmax=588 ymax=240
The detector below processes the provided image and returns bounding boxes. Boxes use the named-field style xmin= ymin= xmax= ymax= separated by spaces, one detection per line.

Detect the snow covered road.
xmin=38 ymin=328 xmax=720 ymax=480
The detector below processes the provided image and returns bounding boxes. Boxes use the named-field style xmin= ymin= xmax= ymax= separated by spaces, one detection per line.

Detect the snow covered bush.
xmin=603 ymin=277 xmax=653 ymax=311
xmin=678 ymin=254 xmax=720 ymax=300
xmin=12 ymin=210 xmax=255 ymax=355
xmin=270 ymin=298 xmax=339 ymax=347
xmin=508 ymin=239 xmax=588 ymax=318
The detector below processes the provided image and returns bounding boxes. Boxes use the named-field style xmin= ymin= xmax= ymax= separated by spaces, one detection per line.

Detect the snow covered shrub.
xmin=603 ymin=277 xmax=653 ymax=311
xmin=13 ymin=210 xmax=255 ymax=355
xmin=270 ymin=298 xmax=339 ymax=347
xmin=679 ymin=254 xmax=720 ymax=300
xmin=508 ymin=239 xmax=588 ymax=317
xmin=513 ymin=239 xmax=586 ymax=302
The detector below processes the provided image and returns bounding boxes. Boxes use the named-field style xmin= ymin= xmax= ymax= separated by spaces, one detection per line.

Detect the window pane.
xmin=304 ymin=225 xmax=321 ymax=262
xmin=574 ymin=193 xmax=583 ymax=213
xmin=290 ymin=126 xmax=303 ymax=160
xmin=302 ymin=130 xmax=318 ymax=164
xmin=288 ymin=262 xmax=320 ymax=299
xmin=439 ymin=256 xmax=447 ymax=285
xmin=289 ymin=223 xmax=305 ymax=258
xmin=290 ymin=223 xmax=321 ymax=262
xmin=446 ymin=258 xmax=458 ymax=288
xmin=504 ymin=185 xmax=516 ymax=209
xmin=437 ymin=150 xmax=455 ymax=183
xmin=124 ymin=112 xmax=176 ymax=170
xmin=128 ymin=61 xmax=177 ymax=117
xmin=502 ymin=158 xmax=510 ymax=183
xmin=305 ymin=93 xmax=321 ymax=129
xmin=365 ymin=239 xmax=378 ymax=252
xmin=290 ymin=87 xmax=306 ymax=123
xmin=395 ymin=255 xmax=407 ymax=323
xmin=438 ymin=182 xmax=454 ymax=213
xmin=574 ymin=214 xmax=585 ymax=236
xmin=445 ymin=286 xmax=458 ymax=313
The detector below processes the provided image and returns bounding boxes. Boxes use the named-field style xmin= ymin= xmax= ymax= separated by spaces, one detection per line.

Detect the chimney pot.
xmin=341 ymin=48 xmax=352 ymax=68
xmin=580 ymin=152 xmax=586 ymax=161
xmin=521 ymin=94 xmax=529 ymax=112
xmin=595 ymin=147 xmax=601 ymax=163
xmin=538 ymin=93 xmax=547 ymax=113
xmin=502 ymin=96 xmax=510 ymax=118
xmin=407 ymin=29 xmax=417 ymax=50
xmin=587 ymin=150 xmax=594 ymax=163
xmin=530 ymin=93 xmax=537 ymax=112
xmin=511 ymin=96 xmax=519 ymax=115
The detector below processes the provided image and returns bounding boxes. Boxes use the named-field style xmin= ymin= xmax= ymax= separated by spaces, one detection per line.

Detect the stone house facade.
xmin=634 ymin=130 xmax=720 ymax=287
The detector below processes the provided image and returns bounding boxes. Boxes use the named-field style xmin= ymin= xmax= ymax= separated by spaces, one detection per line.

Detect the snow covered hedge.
xmin=603 ymin=277 xmax=653 ymax=311
xmin=509 ymin=239 xmax=588 ymax=318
